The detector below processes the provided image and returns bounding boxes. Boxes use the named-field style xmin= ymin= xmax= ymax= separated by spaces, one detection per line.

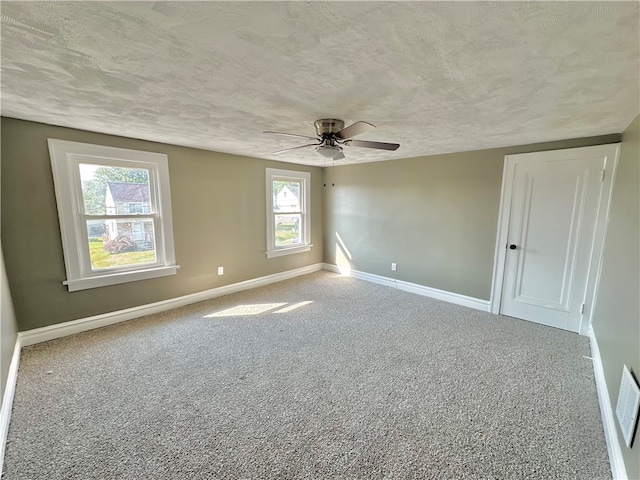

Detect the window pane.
xmin=88 ymin=218 xmax=156 ymax=270
xmin=273 ymin=180 xmax=301 ymax=213
xmin=79 ymin=164 xmax=151 ymax=215
xmin=275 ymin=214 xmax=301 ymax=246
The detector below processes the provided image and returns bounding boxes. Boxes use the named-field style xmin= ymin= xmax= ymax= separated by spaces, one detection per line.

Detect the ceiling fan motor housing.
xmin=314 ymin=119 xmax=345 ymax=137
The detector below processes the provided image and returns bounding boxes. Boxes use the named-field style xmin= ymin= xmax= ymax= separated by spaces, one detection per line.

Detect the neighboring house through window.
xmin=105 ymin=182 xmax=154 ymax=249
xmin=48 ymin=139 xmax=178 ymax=291
xmin=265 ymin=168 xmax=311 ymax=258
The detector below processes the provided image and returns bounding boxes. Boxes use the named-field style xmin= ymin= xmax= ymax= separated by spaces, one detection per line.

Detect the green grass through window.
xmin=89 ymin=242 xmax=156 ymax=269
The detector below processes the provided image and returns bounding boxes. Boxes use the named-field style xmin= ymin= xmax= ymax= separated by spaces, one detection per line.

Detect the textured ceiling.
xmin=1 ymin=1 xmax=639 ymax=166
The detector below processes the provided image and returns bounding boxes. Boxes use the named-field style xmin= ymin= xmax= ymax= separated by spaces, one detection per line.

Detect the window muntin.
xmin=266 ymin=169 xmax=311 ymax=258
xmin=273 ymin=179 xmax=303 ymax=247
xmin=79 ymin=163 xmax=158 ymax=271
xmin=48 ymin=139 xmax=178 ymax=291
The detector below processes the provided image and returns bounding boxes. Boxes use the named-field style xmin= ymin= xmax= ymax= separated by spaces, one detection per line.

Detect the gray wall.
xmin=1 ymin=114 xmax=636 ymax=474
xmin=323 ymin=134 xmax=621 ymax=300
xmin=1 ymin=137 xmax=19 ymax=401
xmin=1 ymin=118 xmax=323 ymax=331
xmin=592 ymin=114 xmax=640 ymax=480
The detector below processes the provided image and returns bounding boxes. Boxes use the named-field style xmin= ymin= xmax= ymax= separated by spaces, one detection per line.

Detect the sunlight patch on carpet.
xmin=273 ymin=301 xmax=313 ymax=313
xmin=205 ymin=301 xmax=315 ymax=317
xmin=204 ymin=303 xmax=286 ymax=317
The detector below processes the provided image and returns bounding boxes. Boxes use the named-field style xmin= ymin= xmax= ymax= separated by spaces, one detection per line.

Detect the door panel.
xmin=501 ymin=155 xmax=605 ymax=332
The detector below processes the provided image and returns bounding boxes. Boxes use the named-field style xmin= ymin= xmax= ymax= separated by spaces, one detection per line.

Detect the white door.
xmin=493 ymin=144 xmax=619 ymax=333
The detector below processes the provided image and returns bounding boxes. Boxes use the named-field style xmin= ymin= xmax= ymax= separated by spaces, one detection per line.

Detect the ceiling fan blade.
xmin=333 ymin=151 xmax=346 ymax=161
xmin=272 ymin=143 xmax=321 ymax=155
xmin=347 ymin=139 xmax=400 ymax=151
xmin=264 ymin=131 xmax=319 ymax=142
xmin=335 ymin=121 xmax=376 ymax=139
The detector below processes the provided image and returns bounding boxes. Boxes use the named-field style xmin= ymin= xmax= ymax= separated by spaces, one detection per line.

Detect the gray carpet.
xmin=2 ymin=271 xmax=610 ymax=479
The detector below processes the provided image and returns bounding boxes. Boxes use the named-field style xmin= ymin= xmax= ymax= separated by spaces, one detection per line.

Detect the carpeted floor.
xmin=2 ymin=271 xmax=610 ymax=479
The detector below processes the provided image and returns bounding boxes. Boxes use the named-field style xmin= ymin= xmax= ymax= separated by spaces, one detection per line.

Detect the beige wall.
xmin=1 ymin=118 xmax=323 ymax=331
xmin=1 ymin=240 xmax=18 ymax=400
xmin=592 ymin=114 xmax=640 ymax=480
xmin=323 ymin=134 xmax=621 ymax=300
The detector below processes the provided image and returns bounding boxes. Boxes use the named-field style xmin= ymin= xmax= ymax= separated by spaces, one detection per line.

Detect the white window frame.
xmin=48 ymin=139 xmax=179 ymax=292
xmin=265 ymin=168 xmax=312 ymax=258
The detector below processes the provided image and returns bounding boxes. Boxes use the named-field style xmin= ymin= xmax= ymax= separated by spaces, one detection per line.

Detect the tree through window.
xmin=48 ymin=139 xmax=178 ymax=291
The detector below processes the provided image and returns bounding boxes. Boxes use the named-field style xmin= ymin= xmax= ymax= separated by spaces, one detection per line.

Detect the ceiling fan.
xmin=264 ymin=119 xmax=400 ymax=160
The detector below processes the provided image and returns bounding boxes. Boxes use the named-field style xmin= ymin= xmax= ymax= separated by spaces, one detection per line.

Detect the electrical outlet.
xmin=217 ymin=266 xmax=224 ymax=275
xmin=391 ymin=263 xmax=397 ymax=271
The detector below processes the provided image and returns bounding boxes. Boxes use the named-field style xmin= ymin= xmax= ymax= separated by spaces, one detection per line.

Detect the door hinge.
xmin=600 ymin=170 xmax=605 ymax=182
xmin=581 ymin=303 xmax=585 ymax=315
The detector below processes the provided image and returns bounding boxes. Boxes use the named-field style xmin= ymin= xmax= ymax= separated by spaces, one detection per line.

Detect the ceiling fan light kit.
xmin=316 ymin=144 xmax=343 ymax=158
xmin=265 ymin=118 xmax=399 ymax=161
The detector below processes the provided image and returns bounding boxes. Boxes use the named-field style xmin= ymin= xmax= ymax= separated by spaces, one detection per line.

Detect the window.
xmin=265 ymin=168 xmax=311 ymax=258
xmin=48 ymin=139 xmax=178 ymax=291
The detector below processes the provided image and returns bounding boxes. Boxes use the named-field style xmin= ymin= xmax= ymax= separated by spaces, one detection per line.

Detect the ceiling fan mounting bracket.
xmin=314 ymin=119 xmax=345 ymax=136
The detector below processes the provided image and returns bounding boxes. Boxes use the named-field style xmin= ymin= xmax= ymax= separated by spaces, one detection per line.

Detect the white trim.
xmin=20 ymin=263 xmax=323 ymax=347
xmin=322 ymin=263 xmax=490 ymax=312
xmin=64 ymin=265 xmax=179 ymax=292
xmin=265 ymin=168 xmax=312 ymax=258
xmin=489 ymin=144 xmax=621 ymax=335
xmin=588 ymin=326 xmax=628 ymax=480
xmin=47 ymin=139 xmax=178 ymax=291
xmin=0 ymin=338 xmax=21 ymax=477
xmin=582 ymin=147 xmax=621 ymax=334
xmin=489 ymin=157 xmax=513 ymax=315
xmin=266 ymin=245 xmax=312 ymax=259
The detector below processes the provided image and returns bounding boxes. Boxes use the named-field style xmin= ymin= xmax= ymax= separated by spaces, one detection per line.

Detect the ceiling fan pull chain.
xmin=323 ymin=156 xmax=327 ymax=187
xmin=331 ymin=158 xmax=335 ymax=186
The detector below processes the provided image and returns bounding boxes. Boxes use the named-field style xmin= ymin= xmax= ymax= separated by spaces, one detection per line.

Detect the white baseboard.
xmin=588 ymin=326 xmax=627 ymax=480
xmin=20 ymin=263 xmax=324 ymax=347
xmin=322 ymin=263 xmax=490 ymax=312
xmin=0 ymin=337 xmax=21 ymax=477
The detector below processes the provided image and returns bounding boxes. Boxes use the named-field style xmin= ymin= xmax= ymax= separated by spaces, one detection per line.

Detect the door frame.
xmin=489 ymin=144 xmax=621 ymax=335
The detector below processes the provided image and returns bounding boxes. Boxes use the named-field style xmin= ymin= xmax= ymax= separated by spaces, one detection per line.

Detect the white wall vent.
xmin=615 ymin=365 xmax=640 ymax=448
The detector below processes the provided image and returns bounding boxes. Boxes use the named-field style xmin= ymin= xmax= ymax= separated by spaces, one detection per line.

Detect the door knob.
xmin=509 ymin=244 xmax=517 ymax=250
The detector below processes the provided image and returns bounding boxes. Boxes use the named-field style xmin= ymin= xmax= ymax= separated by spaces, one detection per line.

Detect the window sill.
xmin=266 ymin=245 xmax=312 ymax=259
xmin=63 ymin=265 xmax=180 ymax=292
